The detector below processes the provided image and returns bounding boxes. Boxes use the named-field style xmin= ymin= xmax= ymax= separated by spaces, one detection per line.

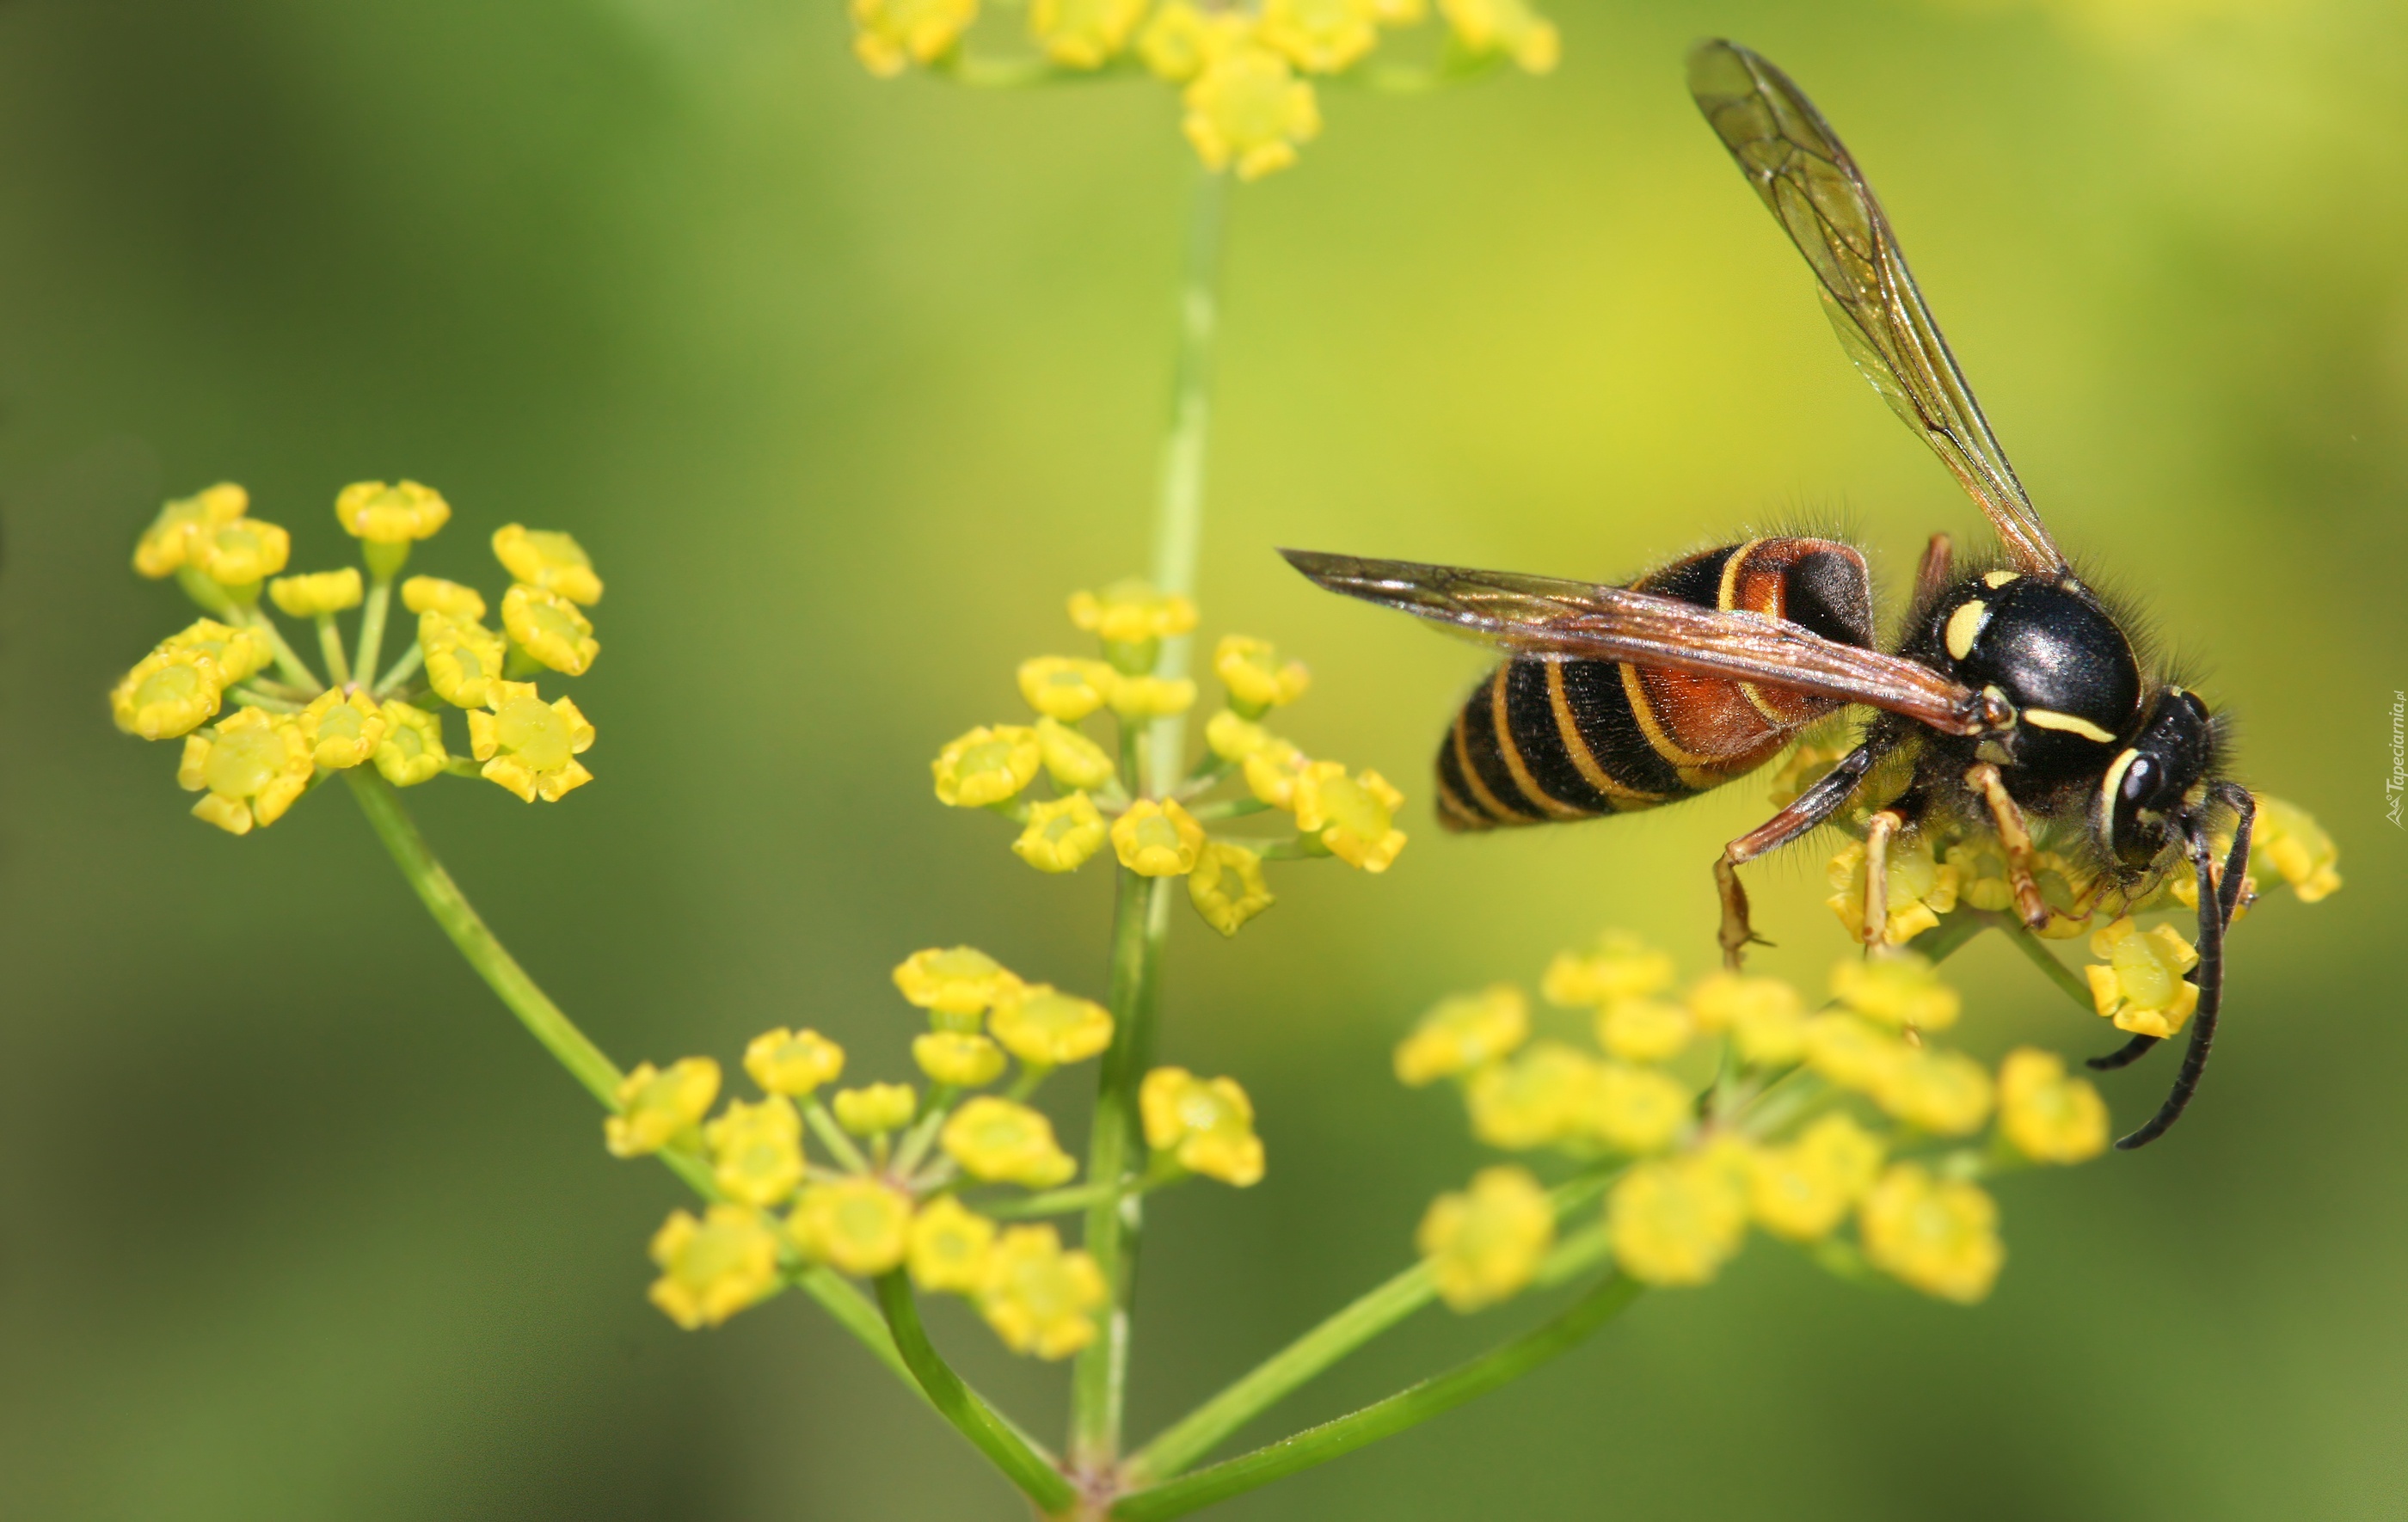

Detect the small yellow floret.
xmin=1189 ymin=841 xmax=1275 ymax=936
xmin=1587 ymin=1062 xmax=1692 ymax=1154
xmin=1997 ymin=1047 xmax=2110 ymax=1164
xmin=1595 ymin=997 xmax=1692 ymax=1064
xmin=1205 ymin=709 xmax=1271 ymax=761
xmin=850 ymin=0 xmax=977 ymax=74
xmin=134 ymin=482 xmax=249 ymax=578
xmin=1394 ymin=985 xmax=1528 ymax=1086
xmin=1416 ymin=1165 xmax=1555 ymax=1312
xmin=1466 ymin=1040 xmax=1598 ymax=1151
xmin=943 ymin=1097 xmax=1077 ymax=1187
xmin=373 ymin=701 xmax=451 ymax=786
xmin=1831 ymin=954 xmax=1962 ymax=1032
xmin=1437 ymin=0 xmax=1558 ymax=72
xmin=648 ymin=1205 xmax=780 ymax=1329
xmin=1686 ymin=971 xmax=1806 ymax=1065
xmin=1803 ymin=1013 xmax=1907 ymax=1096
xmin=909 ymin=1197 xmax=998 ymax=1293
xmin=1859 ymin=1163 xmax=2003 ymax=1304
xmin=1182 ymin=46 xmax=1322 ymax=181
xmin=977 ymin=1225 xmax=1105 ymax=1359
xmin=990 ymin=985 xmax=1115 ymax=1066
xmin=2252 ymin=795 xmax=2341 ymax=902
xmin=466 ymin=681 xmax=594 ymax=801
xmin=113 ymin=649 xmax=224 ymax=741
xmin=1140 ymin=1067 xmax=1264 ymax=1186
xmin=175 ymin=708 xmax=314 ymax=834
xmin=1014 ymin=792 xmax=1111 ymax=873
xmin=789 ymin=1178 xmax=913 ymax=1276
xmin=1017 ymin=657 xmax=1121 ymax=721
xmin=1946 ymin=839 xmax=2097 ymax=937
xmin=420 ymin=612 xmax=508 ymax=709
xmin=190 ymin=518 xmax=292 ymax=587
xmin=401 ymin=576 xmax=487 ymax=621
xmin=606 ymin=1058 xmax=722 ymax=1157
xmin=491 ymin=524 xmax=602 ymax=605
xmin=893 ymin=945 xmax=1023 ymax=1018
xmin=1067 ymin=580 xmax=1197 ymax=644
xmin=1035 ymin=716 xmax=1117 ymax=791
xmin=744 ymin=1028 xmax=847 ymax=1095
xmin=335 ymin=480 xmax=451 ymax=544
xmin=1259 ymin=0 xmax=1380 ymax=73
xmin=1295 ymin=766 xmax=1407 ymax=871
xmin=833 ymin=1083 xmax=918 ymax=1137
xmin=157 ymin=618 xmax=273 ymax=686
xmin=1608 ymin=1156 xmax=1747 ymax=1286
xmin=1876 ymin=1046 xmax=1995 ymax=1136
xmin=914 ymin=1031 xmax=1008 ymax=1088
xmin=1542 ymin=932 xmax=1676 ymax=1007
xmin=1747 ymin=1113 xmax=1883 ymax=1242
xmin=1241 ymin=739 xmax=1313 ymax=809
xmin=1828 ymin=836 xmax=1961 ymax=947
xmin=1029 ymin=0 xmax=1147 ymax=67
xmin=1212 ymin=634 xmax=1312 ymax=713
xmin=268 ymin=568 xmax=364 ymax=617
xmin=2083 ymin=917 xmax=2200 ymax=1039
xmin=932 ymin=725 xmax=1041 ymax=808
xmin=1107 ymin=674 xmax=1198 ymax=719
xmin=1140 ymin=1 xmax=1252 ymax=81
xmin=705 ymin=1095 xmax=807 ymax=1207
xmin=1112 ymin=798 xmax=1207 ymax=876
xmin=295 ymin=689 xmax=390 ymax=770
xmin=501 ymin=584 xmax=599 ymax=677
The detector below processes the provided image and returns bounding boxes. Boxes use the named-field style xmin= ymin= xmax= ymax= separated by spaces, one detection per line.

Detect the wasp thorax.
xmin=1928 ymin=574 xmax=2141 ymax=782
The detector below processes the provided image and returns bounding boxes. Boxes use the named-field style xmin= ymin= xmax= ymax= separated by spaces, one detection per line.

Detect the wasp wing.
xmin=1688 ymin=39 xmax=2068 ymax=576
xmin=1282 ymin=549 xmax=1990 ymax=736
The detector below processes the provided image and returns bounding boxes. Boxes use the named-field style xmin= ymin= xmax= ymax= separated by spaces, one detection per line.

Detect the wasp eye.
xmin=2121 ymin=755 xmax=2156 ymax=803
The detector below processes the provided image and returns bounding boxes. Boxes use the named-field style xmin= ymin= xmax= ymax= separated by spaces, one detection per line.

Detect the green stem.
xmin=1142 ymin=164 xmax=1229 ymax=798
xmin=354 ymin=576 xmax=393 ymax=693
xmin=226 ymin=687 xmax=304 ymax=714
xmin=1070 ymin=866 xmax=1173 ymax=1468
xmin=876 ymin=1274 xmax=1078 ymax=1513
xmin=235 ymin=605 xmax=323 ymax=693
xmin=1994 ymin=916 xmax=2096 ymax=1015
xmin=315 ymin=614 xmax=353 ymax=689
xmin=802 ymin=1097 xmax=875 ymax=1175
xmin=1111 ymin=1274 xmax=1643 ymax=1521
xmin=375 ymin=641 xmax=426 ymax=698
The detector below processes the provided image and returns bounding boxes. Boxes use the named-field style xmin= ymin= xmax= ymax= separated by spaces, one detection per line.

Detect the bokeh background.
xmin=3 ymin=0 xmax=2405 ymax=1518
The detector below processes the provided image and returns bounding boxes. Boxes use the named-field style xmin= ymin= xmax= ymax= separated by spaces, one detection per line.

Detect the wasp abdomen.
xmin=1436 ymin=537 xmax=1872 ymax=832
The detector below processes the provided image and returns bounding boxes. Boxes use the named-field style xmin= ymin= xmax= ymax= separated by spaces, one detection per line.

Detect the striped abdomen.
xmin=1435 ymin=537 xmax=1876 ymax=831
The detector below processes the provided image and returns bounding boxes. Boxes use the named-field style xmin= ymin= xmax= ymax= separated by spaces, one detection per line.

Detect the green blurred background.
xmin=3 ymin=0 xmax=2404 ymax=1517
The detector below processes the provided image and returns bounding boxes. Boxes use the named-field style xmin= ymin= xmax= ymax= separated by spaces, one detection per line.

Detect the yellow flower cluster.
xmin=1402 ymin=931 xmax=2155 ymax=1313
xmin=847 ymin=0 xmax=1558 ymax=181
xmin=113 ymin=479 xmax=613 ymax=831
xmin=931 ymin=583 xmax=1405 ymax=936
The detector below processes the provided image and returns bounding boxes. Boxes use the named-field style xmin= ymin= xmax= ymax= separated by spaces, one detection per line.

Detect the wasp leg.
xmin=1914 ymin=532 xmax=1953 ymax=610
xmin=1714 ymin=740 xmax=1886 ymax=968
xmin=1859 ymin=808 xmax=1906 ymax=948
xmin=1964 ymin=761 xmax=2050 ymax=930
xmin=2088 ymin=1033 xmax=2160 ymax=1071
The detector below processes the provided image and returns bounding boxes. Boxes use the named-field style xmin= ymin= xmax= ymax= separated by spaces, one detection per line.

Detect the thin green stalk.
xmin=354 ymin=576 xmax=393 ymax=693
xmin=315 ymin=614 xmax=353 ymax=689
xmin=1111 ymin=1274 xmax=1643 ymax=1522
xmin=376 ymin=641 xmax=426 ymax=697
xmin=227 ymin=687 xmax=304 ymax=714
xmin=1143 ymin=164 xmax=1228 ymax=798
xmin=1070 ymin=866 xmax=1173 ymax=1467
xmin=876 ymin=1274 xmax=1078 ymax=1514
xmin=1994 ymin=915 xmax=2095 ymax=1014
xmin=235 ymin=604 xmax=323 ymax=693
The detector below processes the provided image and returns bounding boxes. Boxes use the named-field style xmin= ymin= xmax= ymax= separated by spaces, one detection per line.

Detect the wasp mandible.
xmin=1285 ymin=40 xmax=2255 ymax=1149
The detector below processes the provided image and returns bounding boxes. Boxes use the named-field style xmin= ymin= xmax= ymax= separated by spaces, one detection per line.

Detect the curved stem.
xmin=353 ymin=574 xmax=393 ymax=693
xmin=875 ymin=1273 xmax=1079 ymax=1514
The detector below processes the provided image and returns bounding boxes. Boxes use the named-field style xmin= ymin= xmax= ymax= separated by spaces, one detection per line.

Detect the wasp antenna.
xmin=2114 ymin=826 xmax=2232 ymax=1150
xmin=2086 ymin=1032 xmax=2160 ymax=1072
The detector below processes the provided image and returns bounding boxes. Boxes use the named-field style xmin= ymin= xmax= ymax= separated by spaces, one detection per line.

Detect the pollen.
xmin=1188 ymin=841 xmax=1275 ymax=936
xmin=1140 ymin=1067 xmax=1265 ymax=1186
xmin=606 ymin=1058 xmax=722 ymax=1157
xmin=1393 ymin=984 xmax=1529 ymax=1086
xmin=976 ymin=1225 xmax=1106 ymax=1359
xmin=1416 ymin=1165 xmax=1555 ymax=1312
xmin=1607 ymin=1156 xmax=1748 ymax=1287
xmin=942 ymin=1097 xmax=1077 ymax=1187
xmin=789 ymin=1178 xmax=914 ymax=1277
xmin=648 ymin=1205 xmax=781 ymax=1329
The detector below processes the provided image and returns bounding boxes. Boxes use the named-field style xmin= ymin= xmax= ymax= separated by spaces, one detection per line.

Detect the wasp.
xmin=1284 ymin=40 xmax=2255 ymax=1149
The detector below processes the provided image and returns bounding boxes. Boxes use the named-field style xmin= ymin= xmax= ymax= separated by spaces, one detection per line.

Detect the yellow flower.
xmin=605 ymin=1058 xmax=721 ymax=1157
xmin=648 ymin=1206 xmax=780 ymax=1329
xmin=1859 ymin=1163 xmax=2003 ymax=1304
xmin=335 ymin=480 xmax=451 ymax=544
xmin=491 ymin=524 xmax=603 ymax=605
xmin=1465 ymin=1040 xmax=1597 ymax=1150
xmin=705 ymin=1095 xmax=807 ymax=1207
xmin=420 ymin=612 xmax=508 ymax=709
xmin=789 ymin=1178 xmax=913 ymax=1276
xmin=1686 ymin=972 xmax=1806 ymax=1066
xmin=1746 ymin=1114 xmax=1883 ymax=1242
xmin=1107 ymin=674 xmax=1199 ymax=719
xmin=1608 ymin=1156 xmax=1748 ymax=1286
xmin=400 ymin=576 xmax=487 ymax=622
xmin=1035 ymin=716 xmax=1116 ymax=791
xmin=1241 ymin=738 xmax=1314 ymax=809
xmin=1765 ymin=740 xmax=1853 ymax=809
xmin=501 ymin=584 xmax=599 ymax=677
xmin=2252 ymin=795 xmax=2341 ymax=902
xmin=1140 ymin=2 xmax=1253 ymax=82
xmin=133 ymin=482 xmax=249 ymax=578
xmin=743 ymin=1028 xmax=847 ymax=1095
xmin=990 ymin=985 xmax=1115 ymax=1066
xmin=943 ymin=1097 xmax=1077 ymax=1187
xmin=112 ymin=649 xmax=224 ymax=741
xmin=1827 ymin=836 xmax=1961 ymax=947
xmin=292 ymin=690 xmax=390 ymax=770
xmin=1595 ymin=997 xmax=1692 ymax=1064
xmin=1542 ymin=932 xmax=1676 ymax=1007
xmin=268 ymin=568 xmax=364 ymax=617
xmin=893 ymin=946 xmax=1023 ymax=1019
xmin=1586 ymin=1062 xmax=1692 ymax=1154
xmin=1067 ymin=580 xmax=1197 ymax=644
xmin=932 ymin=724 xmax=1041 ymax=808
xmin=1829 ymin=954 xmax=1962 ymax=1033
xmin=1802 ymin=1013 xmax=1908 ymax=1097
xmin=1416 ymin=1165 xmax=1555 ymax=1312
xmin=850 ymin=0 xmax=977 ymax=75
xmin=1017 ymin=657 xmax=1121 ymax=721
xmin=1945 ymin=840 xmax=2096 ymax=937
xmin=908 ymin=1196 xmax=998 ymax=1293
xmin=977 ymin=1225 xmax=1106 ymax=1359
xmin=175 ymin=708 xmax=314 ymax=834
xmin=833 ymin=1083 xmax=918 ymax=1136
xmin=1182 ymin=46 xmax=1323 ymax=181
xmin=1189 ymin=841 xmax=1275 ymax=936
xmin=1437 ymin=0 xmax=1557 ymax=72
xmin=1014 ymin=792 xmax=1111 ymax=873
xmin=373 ymin=701 xmax=451 ymax=787
xmin=1294 ymin=766 xmax=1407 ymax=871
xmin=1876 ymin=1047 xmax=1995 ymax=1136
xmin=190 ymin=517 xmax=292 ymax=588
xmin=1212 ymin=634 xmax=1312 ymax=713
xmin=1029 ymin=0 xmax=1146 ymax=66
xmin=157 ymin=618 xmax=273 ymax=686
xmin=1997 ymin=1047 xmax=2109 ymax=1164
xmin=1205 ymin=709 xmax=1272 ymax=761
xmin=1140 ymin=1067 xmax=1265 ymax=1186
xmin=1259 ymin=0 xmax=1380 ymax=73
xmin=914 ymin=1032 xmax=1008 ymax=1088
xmin=466 ymin=681 xmax=595 ymax=802
xmin=1394 ymin=985 xmax=1529 ymax=1086
xmin=1112 ymin=798 xmax=1207 ymax=876
xmin=2083 ymin=917 xmax=2201 ymax=1039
